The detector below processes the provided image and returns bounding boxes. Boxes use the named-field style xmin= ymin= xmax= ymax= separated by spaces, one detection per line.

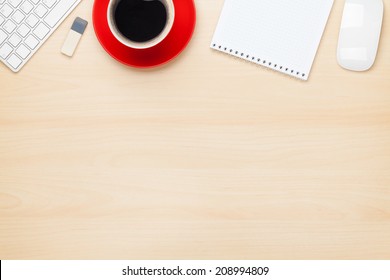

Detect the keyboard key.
xmin=9 ymin=33 xmax=22 ymax=47
xmin=0 ymin=29 xmax=7 ymax=45
xmin=9 ymin=0 xmax=23 ymax=8
xmin=0 ymin=42 xmax=13 ymax=59
xmin=11 ymin=10 xmax=25 ymax=24
xmin=25 ymin=34 xmax=39 ymax=49
xmin=7 ymin=54 xmax=22 ymax=69
xmin=44 ymin=0 xmax=77 ymax=27
xmin=17 ymin=23 xmax=30 ymax=37
xmin=3 ymin=20 xmax=17 ymax=33
xmin=26 ymin=14 xmax=39 ymax=28
xmin=43 ymin=0 xmax=57 ymax=9
xmin=0 ymin=4 xmax=14 ymax=17
xmin=16 ymin=44 xmax=30 ymax=59
xmin=35 ymin=4 xmax=48 ymax=18
xmin=20 ymin=1 xmax=34 ymax=14
xmin=33 ymin=22 xmax=50 ymax=39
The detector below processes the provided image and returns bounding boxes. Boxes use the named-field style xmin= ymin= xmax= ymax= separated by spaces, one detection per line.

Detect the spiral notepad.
xmin=211 ymin=0 xmax=334 ymax=80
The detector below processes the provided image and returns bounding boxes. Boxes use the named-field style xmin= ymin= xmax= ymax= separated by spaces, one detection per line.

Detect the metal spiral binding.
xmin=211 ymin=43 xmax=306 ymax=79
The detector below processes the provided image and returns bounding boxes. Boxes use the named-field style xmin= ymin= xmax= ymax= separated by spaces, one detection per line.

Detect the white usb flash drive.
xmin=61 ymin=17 xmax=88 ymax=57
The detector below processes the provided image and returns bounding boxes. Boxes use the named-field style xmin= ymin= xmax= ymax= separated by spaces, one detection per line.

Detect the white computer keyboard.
xmin=0 ymin=0 xmax=80 ymax=72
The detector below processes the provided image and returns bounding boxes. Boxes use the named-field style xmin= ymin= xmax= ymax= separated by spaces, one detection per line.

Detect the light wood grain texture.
xmin=1 ymin=0 xmax=390 ymax=259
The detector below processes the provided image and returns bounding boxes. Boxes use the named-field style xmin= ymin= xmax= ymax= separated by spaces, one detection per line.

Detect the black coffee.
xmin=114 ymin=0 xmax=167 ymax=43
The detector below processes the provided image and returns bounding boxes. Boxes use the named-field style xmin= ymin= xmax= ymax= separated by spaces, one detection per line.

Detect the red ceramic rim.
xmin=92 ymin=0 xmax=196 ymax=68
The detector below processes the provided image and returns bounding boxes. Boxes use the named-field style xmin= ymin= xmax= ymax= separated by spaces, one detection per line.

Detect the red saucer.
xmin=92 ymin=0 xmax=196 ymax=68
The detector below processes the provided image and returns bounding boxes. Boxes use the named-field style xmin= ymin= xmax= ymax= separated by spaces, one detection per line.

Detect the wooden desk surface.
xmin=1 ymin=0 xmax=390 ymax=259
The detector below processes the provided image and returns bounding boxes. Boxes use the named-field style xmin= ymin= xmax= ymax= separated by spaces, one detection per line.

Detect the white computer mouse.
xmin=337 ymin=0 xmax=384 ymax=71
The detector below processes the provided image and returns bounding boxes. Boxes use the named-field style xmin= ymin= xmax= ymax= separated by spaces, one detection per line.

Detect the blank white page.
xmin=211 ymin=0 xmax=334 ymax=80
